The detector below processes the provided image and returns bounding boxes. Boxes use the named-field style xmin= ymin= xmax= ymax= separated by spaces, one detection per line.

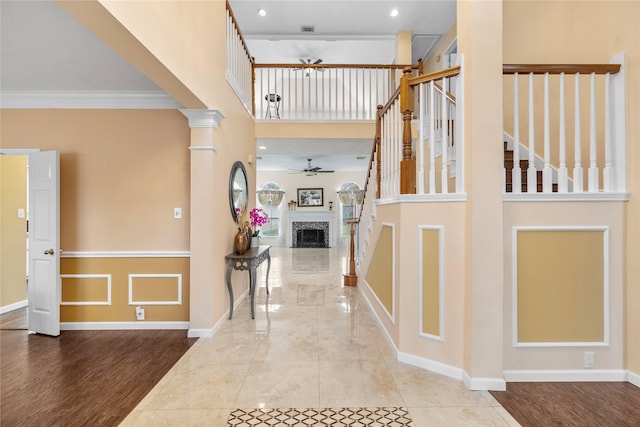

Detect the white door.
xmin=27 ymin=150 xmax=60 ymax=336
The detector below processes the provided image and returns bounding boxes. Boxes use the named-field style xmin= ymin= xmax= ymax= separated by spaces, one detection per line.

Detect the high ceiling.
xmin=0 ymin=0 xmax=456 ymax=171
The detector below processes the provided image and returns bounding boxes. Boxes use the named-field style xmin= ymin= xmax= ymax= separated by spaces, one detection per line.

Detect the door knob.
xmin=44 ymin=249 xmax=54 ymax=255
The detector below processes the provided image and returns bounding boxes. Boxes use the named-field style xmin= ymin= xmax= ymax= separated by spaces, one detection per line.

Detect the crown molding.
xmin=179 ymin=109 xmax=225 ymax=129
xmin=0 ymin=90 xmax=182 ymax=109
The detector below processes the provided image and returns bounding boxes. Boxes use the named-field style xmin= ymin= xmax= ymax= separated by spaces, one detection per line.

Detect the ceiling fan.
xmin=295 ymin=58 xmax=324 ymax=77
xmin=289 ymin=158 xmax=335 ymax=176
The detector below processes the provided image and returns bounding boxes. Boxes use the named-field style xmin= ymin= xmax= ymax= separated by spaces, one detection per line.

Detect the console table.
xmin=224 ymin=245 xmax=271 ymax=320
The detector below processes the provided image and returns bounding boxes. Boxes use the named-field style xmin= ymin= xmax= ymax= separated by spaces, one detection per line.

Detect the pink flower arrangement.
xmin=249 ymin=208 xmax=268 ymax=237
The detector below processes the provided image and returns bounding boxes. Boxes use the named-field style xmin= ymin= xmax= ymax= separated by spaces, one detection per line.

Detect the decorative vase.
xmin=234 ymin=228 xmax=248 ymax=254
xmin=246 ymin=229 xmax=253 ymax=250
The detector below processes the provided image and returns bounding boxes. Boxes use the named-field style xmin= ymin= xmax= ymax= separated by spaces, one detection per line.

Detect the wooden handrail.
xmin=379 ymin=86 xmax=401 ymax=117
xmin=254 ymin=63 xmax=418 ymax=70
xmin=503 ymin=64 xmax=620 ymax=75
xmin=226 ymin=0 xmax=255 ymax=65
xmin=409 ymin=66 xmax=461 ymax=86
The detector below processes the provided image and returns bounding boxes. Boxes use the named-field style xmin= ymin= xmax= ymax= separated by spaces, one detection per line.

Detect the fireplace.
xmin=292 ymin=221 xmax=330 ymax=248
xmin=287 ymin=211 xmax=334 ymax=248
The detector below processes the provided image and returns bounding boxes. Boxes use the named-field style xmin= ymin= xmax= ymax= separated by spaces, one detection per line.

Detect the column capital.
xmin=179 ymin=109 xmax=225 ymax=129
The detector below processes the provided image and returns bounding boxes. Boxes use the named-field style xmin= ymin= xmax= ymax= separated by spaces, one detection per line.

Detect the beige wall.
xmin=503 ymin=0 xmax=639 ymax=379
xmin=1 ymin=110 xmax=191 ymax=323
xmin=423 ymin=24 xmax=457 ymax=75
xmin=1 ymin=110 xmax=190 ymax=252
xmin=0 ymin=156 xmax=28 ymax=308
xmin=503 ymin=202 xmax=625 ymax=370
xmin=365 ymin=225 xmax=394 ymax=317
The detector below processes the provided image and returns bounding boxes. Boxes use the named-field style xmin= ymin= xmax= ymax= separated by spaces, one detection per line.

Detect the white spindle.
xmin=588 ymin=72 xmax=599 ymax=192
xmin=603 ymin=72 xmax=613 ymax=191
xmin=543 ymin=73 xmax=552 ymax=192
xmin=527 ymin=73 xmax=537 ymax=193
xmin=558 ymin=72 xmax=568 ymax=192
xmin=513 ymin=73 xmax=521 ymax=193
xmin=429 ymin=81 xmax=436 ymax=194
xmin=441 ymin=77 xmax=448 ymax=194
xmin=573 ymin=73 xmax=584 ymax=192
xmin=418 ymin=83 xmax=425 ymax=194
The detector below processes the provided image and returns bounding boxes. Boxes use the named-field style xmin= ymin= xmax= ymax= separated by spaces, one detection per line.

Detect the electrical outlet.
xmin=584 ymin=352 xmax=595 ymax=369
xmin=135 ymin=306 xmax=145 ymax=321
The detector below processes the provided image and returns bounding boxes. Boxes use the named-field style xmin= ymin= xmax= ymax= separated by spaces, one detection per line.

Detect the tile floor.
xmin=121 ymin=247 xmax=519 ymax=426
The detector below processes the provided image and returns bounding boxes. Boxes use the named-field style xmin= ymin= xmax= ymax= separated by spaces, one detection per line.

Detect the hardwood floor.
xmin=0 ymin=306 xmax=27 ymax=330
xmin=0 ymin=329 xmax=196 ymax=426
xmin=491 ymin=382 xmax=640 ymax=426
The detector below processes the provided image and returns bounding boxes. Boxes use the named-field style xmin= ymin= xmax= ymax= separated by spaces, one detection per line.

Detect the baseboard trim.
xmin=627 ymin=370 xmax=640 ymax=388
xmin=357 ymin=285 xmax=399 ymax=358
xmin=61 ymin=321 xmax=189 ymax=331
xmin=187 ymin=288 xmax=250 ymax=338
xmin=397 ymin=351 xmax=463 ymax=381
xmin=503 ymin=369 xmax=628 ymax=382
xmin=0 ymin=299 xmax=27 ymax=314
xmin=462 ymin=372 xmax=507 ymax=391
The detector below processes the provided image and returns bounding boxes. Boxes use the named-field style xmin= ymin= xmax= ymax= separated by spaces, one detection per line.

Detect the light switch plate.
xmin=174 ymin=207 xmax=182 ymax=219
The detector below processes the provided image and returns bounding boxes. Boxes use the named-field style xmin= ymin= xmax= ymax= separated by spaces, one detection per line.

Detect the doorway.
xmin=0 ymin=154 xmax=29 ymax=330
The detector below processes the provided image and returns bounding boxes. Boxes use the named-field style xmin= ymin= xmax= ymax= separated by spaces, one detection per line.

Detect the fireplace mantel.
xmin=287 ymin=211 xmax=335 ymax=247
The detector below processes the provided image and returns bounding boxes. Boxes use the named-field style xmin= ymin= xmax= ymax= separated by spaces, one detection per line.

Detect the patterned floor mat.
xmin=226 ymin=407 xmax=414 ymax=426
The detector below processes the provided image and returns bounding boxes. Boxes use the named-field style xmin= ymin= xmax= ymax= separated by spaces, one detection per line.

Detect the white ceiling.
xmin=0 ymin=0 xmax=456 ymax=171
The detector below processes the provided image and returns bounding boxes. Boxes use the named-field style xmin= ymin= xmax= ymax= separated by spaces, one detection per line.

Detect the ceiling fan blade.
xmin=299 ymin=58 xmax=307 ymax=64
xmin=313 ymin=59 xmax=323 ymax=64
xmin=316 ymin=170 xmax=335 ymax=173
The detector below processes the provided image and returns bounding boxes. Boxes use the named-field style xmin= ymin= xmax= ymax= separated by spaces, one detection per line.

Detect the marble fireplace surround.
xmin=287 ymin=211 xmax=334 ymax=248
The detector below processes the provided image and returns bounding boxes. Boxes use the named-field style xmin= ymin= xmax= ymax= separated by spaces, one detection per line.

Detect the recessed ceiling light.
xmin=258 ymin=8 xmax=267 ymax=17
xmin=258 ymin=146 xmax=267 ymax=150
xmin=390 ymin=8 xmax=399 ymax=17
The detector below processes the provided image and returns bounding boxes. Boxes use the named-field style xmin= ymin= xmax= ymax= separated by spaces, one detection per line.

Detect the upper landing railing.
xmin=503 ymin=59 xmax=627 ymax=196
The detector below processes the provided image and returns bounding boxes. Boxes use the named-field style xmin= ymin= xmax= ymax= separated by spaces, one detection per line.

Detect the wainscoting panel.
xmin=60 ymin=256 xmax=189 ymax=323
xmin=364 ymin=224 xmax=395 ymax=321
xmin=514 ymin=227 xmax=608 ymax=346
xmin=419 ymin=226 xmax=443 ymax=340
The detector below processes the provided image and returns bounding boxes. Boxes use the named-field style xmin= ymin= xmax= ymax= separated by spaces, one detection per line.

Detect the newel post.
xmin=375 ymin=104 xmax=383 ymax=199
xmin=400 ymin=67 xmax=416 ymax=194
xmin=343 ymin=220 xmax=358 ymax=286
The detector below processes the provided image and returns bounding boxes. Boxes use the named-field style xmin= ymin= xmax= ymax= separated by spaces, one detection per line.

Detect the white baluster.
xmin=543 ymin=72 xmax=552 ymax=192
xmin=429 ymin=81 xmax=436 ymax=194
xmin=558 ymin=72 xmax=568 ymax=193
xmin=588 ymin=72 xmax=599 ymax=192
xmin=527 ymin=72 xmax=537 ymax=193
xmin=513 ymin=73 xmax=521 ymax=193
xmin=603 ymin=72 xmax=613 ymax=192
xmin=441 ymin=77 xmax=448 ymax=194
xmin=573 ymin=73 xmax=584 ymax=192
xmin=418 ymin=83 xmax=425 ymax=194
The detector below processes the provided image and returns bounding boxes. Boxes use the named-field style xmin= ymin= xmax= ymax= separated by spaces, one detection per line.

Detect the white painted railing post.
xmin=527 ymin=73 xmax=537 ymax=193
xmin=603 ymin=72 xmax=613 ymax=192
xmin=418 ymin=83 xmax=425 ymax=194
xmin=573 ymin=73 xmax=584 ymax=192
xmin=588 ymin=72 xmax=599 ymax=192
xmin=558 ymin=73 xmax=569 ymax=193
xmin=441 ymin=77 xmax=449 ymax=194
xmin=543 ymin=73 xmax=552 ymax=192
xmin=429 ymin=81 xmax=436 ymax=194
xmin=512 ymin=73 xmax=521 ymax=193
xmin=610 ymin=53 xmax=627 ymax=193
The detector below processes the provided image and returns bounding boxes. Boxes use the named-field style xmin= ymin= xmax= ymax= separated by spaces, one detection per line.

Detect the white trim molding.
xmin=187 ymin=288 xmax=249 ymax=338
xmin=503 ymin=369 xmax=627 ymax=383
xmin=628 ymin=370 xmax=640 ymax=388
xmin=0 ymin=299 xmax=28 ymax=315
xmin=418 ymin=225 xmax=445 ymax=341
xmin=61 ymin=251 xmax=189 ymax=258
xmin=0 ymin=90 xmax=182 ymax=109
xmin=462 ymin=373 xmax=507 ymax=391
xmin=361 ymin=222 xmax=395 ymax=324
xmin=61 ymin=321 xmax=189 ymax=331
xmin=358 ymin=286 xmax=399 ymax=359
xmin=398 ymin=351 xmax=462 ymax=381
xmin=128 ymin=274 xmax=183 ymax=306
xmin=512 ymin=226 xmax=610 ymax=347
xmin=179 ymin=109 xmax=225 ymax=129
xmin=60 ymin=274 xmax=112 ymax=306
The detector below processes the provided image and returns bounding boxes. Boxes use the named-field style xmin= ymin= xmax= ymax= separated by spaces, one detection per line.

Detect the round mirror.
xmin=229 ymin=161 xmax=248 ymax=223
